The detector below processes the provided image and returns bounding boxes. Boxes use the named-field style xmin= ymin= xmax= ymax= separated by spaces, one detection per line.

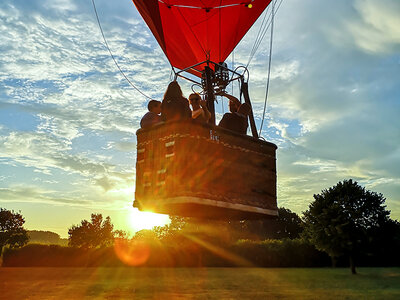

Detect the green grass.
xmin=1 ymin=267 xmax=399 ymax=299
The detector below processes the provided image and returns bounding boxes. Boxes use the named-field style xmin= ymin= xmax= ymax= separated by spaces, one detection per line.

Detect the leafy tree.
xmin=228 ymin=207 xmax=303 ymax=241
xmin=153 ymin=216 xmax=231 ymax=247
xmin=366 ymin=218 xmax=400 ymax=265
xmin=114 ymin=230 xmax=130 ymax=239
xmin=0 ymin=208 xmax=29 ymax=255
xmin=153 ymin=216 xmax=188 ymax=242
xmin=165 ymin=215 xmax=187 ymax=232
xmin=68 ymin=214 xmax=114 ymax=249
xmin=268 ymin=207 xmax=304 ymax=239
xmin=134 ymin=229 xmax=158 ymax=241
xmin=302 ymin=179 xmax=390 ymax=274
xmin=150 ymin=210 xmax=303 ymax=246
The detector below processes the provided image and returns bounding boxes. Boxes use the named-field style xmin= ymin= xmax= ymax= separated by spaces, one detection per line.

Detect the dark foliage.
xmin=227 ymin=207 xmax=304 ymax=240
xmin=0 ymin=208 xmax=29 ymax=255
xmin=364 ymin=218 xmax=400 ymax=267
xmin=2 ymin=239 xmax=330 ymax=268
xmin=4 ymin=236 xmax=399 ymax=268
xmin=152 ymin=216 xmax=198 ymax=244
xmin=152 ymin=208 xmax=303 ymax=243
xmin=68 ymin=214 xmax=114 ymax=249
xmin=303 ymin=179 xmax=392 ymax=274
xmin=273 ymin=207 xmax=304 ymax=239
xmin=231 ymin=239 xmax=330 ymax=267
xmin=2 ymin=244 xmax=122 ymax=267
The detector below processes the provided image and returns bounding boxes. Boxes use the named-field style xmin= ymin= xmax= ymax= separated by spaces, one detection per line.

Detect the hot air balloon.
xmin=133 ymin=0 xmax=278 ymax=219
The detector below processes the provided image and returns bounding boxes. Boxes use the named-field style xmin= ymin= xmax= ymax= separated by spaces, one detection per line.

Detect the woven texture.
xmin=135 ymin=121 xmax=277 ymax=218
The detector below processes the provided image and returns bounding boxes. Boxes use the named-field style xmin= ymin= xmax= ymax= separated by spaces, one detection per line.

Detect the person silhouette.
xmin=140 ymin=100 xmax=162 ymax=129
xmin=161 ymin=81 xmax=191 ymax=122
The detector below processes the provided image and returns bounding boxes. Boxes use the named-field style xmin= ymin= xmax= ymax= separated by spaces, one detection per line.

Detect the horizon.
xmin=1 ymin=0 xmax=399 ymax=238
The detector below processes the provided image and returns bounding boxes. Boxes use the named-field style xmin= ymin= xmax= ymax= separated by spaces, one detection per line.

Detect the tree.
xmin=153 ymin=216 xmax=188 ymax=242
xmin=366 ymin=218 xmax=400 ymax=265
xmin=68 ymin=214 xmax=114 ymax=249
xmin=227 ymin=207 xmax=303 ymax=241
xmin=134 ymin=229 xmax=158 ymax=241
xmin=302 ymin=179 xmax=390 ymax=274
xmin=0 ymin=208 xmax=29 ymax=255
xmin=268 ymin=207 xmax=304 ymax=239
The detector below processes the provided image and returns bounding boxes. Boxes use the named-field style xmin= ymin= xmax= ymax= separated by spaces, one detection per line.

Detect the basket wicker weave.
xmin=134 ymin=121 xmax=277 ymax=219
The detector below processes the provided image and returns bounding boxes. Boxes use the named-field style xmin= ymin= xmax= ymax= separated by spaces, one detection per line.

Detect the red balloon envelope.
xmin=132 ymin=0 xmax=272 ymax=76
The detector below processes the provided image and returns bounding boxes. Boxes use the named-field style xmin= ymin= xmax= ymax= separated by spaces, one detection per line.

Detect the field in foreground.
xmin=1 ymin=267 xmax=399 ymax=299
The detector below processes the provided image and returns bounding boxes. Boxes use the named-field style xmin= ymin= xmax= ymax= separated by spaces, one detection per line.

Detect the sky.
xmin=0 ymin=0 xmax=399 ymax=238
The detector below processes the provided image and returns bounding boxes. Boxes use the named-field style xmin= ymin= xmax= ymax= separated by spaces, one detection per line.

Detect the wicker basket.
xmin=134 ymin=121 xmax=277 ymax=219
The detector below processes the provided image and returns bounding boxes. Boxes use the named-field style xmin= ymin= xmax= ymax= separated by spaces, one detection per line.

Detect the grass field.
xmin=1 ymin=267 xmax=399 ymax=299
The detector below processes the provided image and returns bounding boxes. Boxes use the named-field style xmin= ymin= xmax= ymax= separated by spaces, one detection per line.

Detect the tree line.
xmin=2 ymin=179 xmax=400 ymax=273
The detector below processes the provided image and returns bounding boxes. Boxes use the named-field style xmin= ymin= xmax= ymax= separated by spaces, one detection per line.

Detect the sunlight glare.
xmin=128 ymin=206 xmax=170 ymax=232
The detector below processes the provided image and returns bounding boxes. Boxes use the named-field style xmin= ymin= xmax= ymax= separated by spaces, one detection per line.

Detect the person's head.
xmin=229 ymin=100 xmax=240 ymax=113
xmin=148 ymin=100 xmax=162 ymax=114
xmin=163 ymin=81 xmax=183 ymax=102
xmin=237 ymin=103 xmax=251 ymax=116
xmin=188 ymin=93 xmax=201 ymax=109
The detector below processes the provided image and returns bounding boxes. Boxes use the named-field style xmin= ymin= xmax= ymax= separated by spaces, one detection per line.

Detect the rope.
xmin=247 ymin=5 xmax=270 ymax=67
xmin=91 ymin=0 xmax=152 ymax=99
xmin=231 ymin=50 xmax=234 ymax=94
xmin=246 ymin=0 xmax=284 ymax=68
xmin=259 ymin=0 xmax=275 ymax=137
xmin=219 ymin=1 xmax=222 ymax=61
xmin=221 ymin=94 xmax=224 ymax=113
xmin=158 ymin=0 xmax=253 ymax=10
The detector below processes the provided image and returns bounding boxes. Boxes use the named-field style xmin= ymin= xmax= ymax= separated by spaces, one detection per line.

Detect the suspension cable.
xmin=91 ymin=0 xmax=152 ymax=99
xmin=259 ymin=0 xmax=275 ymax=137
xmin=247 ymin=0 xmax=283 ymax=68
xmin=247 ymin=5 xmax=271 ymax=67
xmin=231 ymin=49 xmax=234 ymax=95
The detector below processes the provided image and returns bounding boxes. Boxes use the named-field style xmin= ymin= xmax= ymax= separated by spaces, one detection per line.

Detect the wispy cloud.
xmin=348 ymin=0 xmax=400 ymax=54
xmin=244 ymin=0 xmax=400 ymax=218
xmin=0 ymin=0 xmax=399 ymax=229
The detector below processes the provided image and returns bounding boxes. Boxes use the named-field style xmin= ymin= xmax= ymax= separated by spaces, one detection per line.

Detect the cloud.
xmin=0 ymin=1 xmax=155 ymax=211
xmin=0 ymin=0 xmax=399 ymax=223
xmin=0 ymin=185 xmax=88 ymax=206
xmin=0 ymin=181 xmax=134 ymax=209
xmin=106 ymin=141 xmax=137 ymax=152
xmin=0 ymin=0 xmax=170 ymax=96
xmin=0 ymin=130 xmax=134 ymax=194
xmin=237 ymin=0 xmax=400 ymax=219
xmin=44 ymin=0 xmax=77 ymax=12
xmin=348 ymin=0 xmax=400 ymax=54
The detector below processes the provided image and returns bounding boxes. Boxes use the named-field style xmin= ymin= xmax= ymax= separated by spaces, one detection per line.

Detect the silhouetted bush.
xmin=3 ymin=244 xmax=122 ymax=267
xmin=231 ymin=239 xmax=330 ymax=267
xmin=3 ymin=238 xmax=398 ymax=268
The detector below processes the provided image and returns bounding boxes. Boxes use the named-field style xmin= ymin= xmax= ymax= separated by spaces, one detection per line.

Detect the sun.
xmin=127 ymin=206 xmax=170 ymax=232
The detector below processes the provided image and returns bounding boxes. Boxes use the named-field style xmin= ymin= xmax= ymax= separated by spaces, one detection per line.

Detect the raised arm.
xmin=200 ymin=100 xmax=211 ymax=122
xmin=216 ymin=91 xmax=241 ymax=112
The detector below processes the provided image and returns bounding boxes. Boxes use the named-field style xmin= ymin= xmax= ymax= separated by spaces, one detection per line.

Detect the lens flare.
xmin=114 ymin=238 xmax=151 ymax=266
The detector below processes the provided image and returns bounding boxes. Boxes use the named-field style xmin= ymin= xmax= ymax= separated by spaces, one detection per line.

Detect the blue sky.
xmin=1 ymin=0 xmax=399 ymax=237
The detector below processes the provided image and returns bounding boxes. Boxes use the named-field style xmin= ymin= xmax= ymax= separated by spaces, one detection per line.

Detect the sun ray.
xmin=127 ymin=206 xmax=170 ymax=232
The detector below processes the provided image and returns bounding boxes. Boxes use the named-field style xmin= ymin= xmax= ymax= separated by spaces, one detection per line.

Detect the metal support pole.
xmin=204 ymin=66 xmax=215 ymax=125
xmin=241 ymin=81 xmax=259 ymax=139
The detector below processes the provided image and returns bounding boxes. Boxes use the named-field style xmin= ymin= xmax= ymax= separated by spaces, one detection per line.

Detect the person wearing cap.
xmin=216 ymin=91 xmax=241 ymax=113
xmin=188 ymin=93 xmax=211 ymax=123
xmin=140 ymin=99 xmax=162 ymax=129
xmin=218 ymin=103 xmax=251 ymax=135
